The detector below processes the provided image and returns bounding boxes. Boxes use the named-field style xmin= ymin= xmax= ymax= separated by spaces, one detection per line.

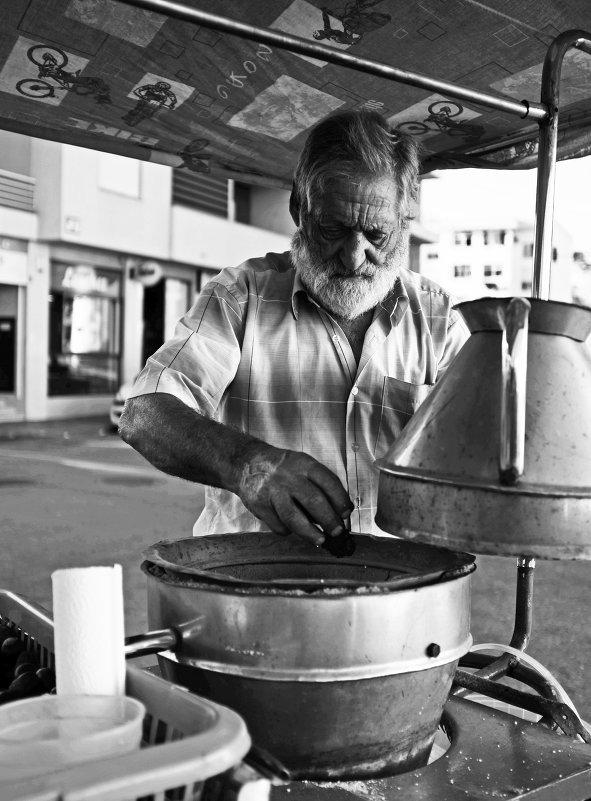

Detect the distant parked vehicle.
xmin=109 ymin=378 xmax=135 ymax=431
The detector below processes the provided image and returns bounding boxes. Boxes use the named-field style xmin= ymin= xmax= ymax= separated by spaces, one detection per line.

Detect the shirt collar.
xmin=291 ymin=271 xmax=312 ymax=319
xmin=378 ymin=274 xmax=409 ymax=326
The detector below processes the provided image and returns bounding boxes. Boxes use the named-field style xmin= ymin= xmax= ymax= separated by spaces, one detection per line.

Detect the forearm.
xmin=119 ymin=392 xmax=353 ymax=545
xmin=118 ymin=392 xmax=265 ymax=493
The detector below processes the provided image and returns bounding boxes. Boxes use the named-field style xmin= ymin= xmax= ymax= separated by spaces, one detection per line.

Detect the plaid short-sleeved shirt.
xmin=130 ymin=251 xmax=468 ymax=535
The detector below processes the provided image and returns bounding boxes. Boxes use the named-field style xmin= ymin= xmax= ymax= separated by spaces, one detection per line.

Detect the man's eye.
xmin=318 ymin=225 xmax=346 ymax=240
xmin=367 ymin=231 xmax=389 ymax=247
xmin=316 ymin=224 xmax=391 ymax=246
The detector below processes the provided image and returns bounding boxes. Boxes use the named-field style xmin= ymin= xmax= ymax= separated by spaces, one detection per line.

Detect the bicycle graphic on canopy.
xmin=396 ymin=100 xmax=484 ymax=142
xmin=122 ymin=80 xmax=177 ymax=127
xmin=16 ymin=45 xmax=111 ymax=104
xmin=313 ymin=0 xmax=391 ymax=45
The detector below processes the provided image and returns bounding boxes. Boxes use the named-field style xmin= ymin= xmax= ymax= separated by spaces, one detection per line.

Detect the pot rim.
xmin=142 ymin=532 xmax=475 ymax=594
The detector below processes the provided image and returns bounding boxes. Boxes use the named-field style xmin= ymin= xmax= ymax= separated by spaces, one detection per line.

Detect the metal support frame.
xmin=454 ymin=556 xmax=534 ymax=697
xmin=455 ymin=555 xmax=591 ymax=743
xmin=452 ymin=669 xmax=591 ymax=742
xmin=462 ymin=652 xmax=561 ymax=702
xmin=455 ymin=556 xmax=534 ymax=690
xmin=121 ymin=0 xmax=547 ymax=121
xmin=533 ymin=30 xmax=591 ymax=299
xmin=475 ymin=555 xmax=535 ymax=680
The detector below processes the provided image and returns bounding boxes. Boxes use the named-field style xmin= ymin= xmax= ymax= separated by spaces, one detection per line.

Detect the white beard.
xmin=291 ymin=229 xmax=408 ymax=320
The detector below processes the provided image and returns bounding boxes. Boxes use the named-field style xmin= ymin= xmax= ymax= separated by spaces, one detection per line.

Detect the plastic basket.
xmin=0 ymin=589 xmax=254 ymax=801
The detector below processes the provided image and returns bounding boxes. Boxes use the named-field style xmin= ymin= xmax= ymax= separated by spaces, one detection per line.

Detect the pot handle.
xmin=499 ymin=297 xmax=531 ymax=485
xmin=125 ymin=627 xmax=181 ymax=658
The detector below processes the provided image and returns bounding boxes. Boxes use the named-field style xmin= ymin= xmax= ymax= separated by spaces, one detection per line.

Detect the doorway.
xmin=0 ymin=284 xmax=19 ymax=395
xmin=141 ymin=277 xmax=191 ymax=365
xmin=0 ymin=316 xmax=16 ymax=392
xmin=141 ymin=280 xmax=165 ymax=366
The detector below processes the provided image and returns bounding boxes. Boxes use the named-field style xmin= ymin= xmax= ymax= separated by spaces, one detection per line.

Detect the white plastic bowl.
xmin=0 ymin=694 xmax=145 ymax=780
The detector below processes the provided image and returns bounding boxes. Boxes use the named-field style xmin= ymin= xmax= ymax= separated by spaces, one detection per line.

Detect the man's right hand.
xmin=120 ymin=393 xmax=353 ymax=547
xmin=236 ymin=442 xmax=354 ymax=546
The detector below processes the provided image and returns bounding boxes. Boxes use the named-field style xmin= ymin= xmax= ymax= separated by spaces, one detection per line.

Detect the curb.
xmin=0 ymin=416 xmax=114 ymax=442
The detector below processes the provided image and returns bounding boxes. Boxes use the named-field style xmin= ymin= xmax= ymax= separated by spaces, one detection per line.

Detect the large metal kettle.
xmin=376 ymin=296 xmax=591 ymax=559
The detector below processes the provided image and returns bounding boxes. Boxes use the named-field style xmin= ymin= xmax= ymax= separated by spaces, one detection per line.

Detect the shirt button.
xmin=332 ymin=334 xmax=340 ymax=343
xmin=351 ymin=443 xmax=359 ymax=452
xmin=351 ymin=386 xmax=359 ymax=396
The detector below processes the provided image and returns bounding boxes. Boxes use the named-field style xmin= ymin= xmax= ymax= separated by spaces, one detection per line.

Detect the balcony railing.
xmin=0 ymin=169 xmax=35 ymax=212
xmin=172 ymin=170 xmax=228 ymax=217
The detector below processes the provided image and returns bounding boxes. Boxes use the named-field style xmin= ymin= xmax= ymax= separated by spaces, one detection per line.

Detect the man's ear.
xmin=289 ymin=184 xmax=300 ymax=227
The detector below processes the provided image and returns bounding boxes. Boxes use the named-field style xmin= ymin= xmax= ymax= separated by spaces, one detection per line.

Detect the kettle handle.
xmin=499 ymin=297 xmax=531 ymax=485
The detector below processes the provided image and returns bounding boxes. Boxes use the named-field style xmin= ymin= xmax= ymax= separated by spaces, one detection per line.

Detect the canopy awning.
xmin=2 ymin=0 xmax=591 ymax=188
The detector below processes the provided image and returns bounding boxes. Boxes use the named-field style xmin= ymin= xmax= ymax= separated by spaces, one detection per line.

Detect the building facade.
xmin=419 ymin=221 xmax=577 ymax=304
xmin=417 ymin=169 xmax=583 ymax=306
xmin=0 ymin=130 xmax=293 ymax=423
xmin=1 ymin=130 xmax=432 ymax=423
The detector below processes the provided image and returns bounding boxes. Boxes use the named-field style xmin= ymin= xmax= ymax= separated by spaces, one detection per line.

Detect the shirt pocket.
xmin=374 ymin=377 xmax=433 ymax=458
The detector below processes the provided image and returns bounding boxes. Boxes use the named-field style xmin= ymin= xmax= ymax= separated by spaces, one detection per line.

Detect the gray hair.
xmin=290 ymin=110 xmax=421 ymax=228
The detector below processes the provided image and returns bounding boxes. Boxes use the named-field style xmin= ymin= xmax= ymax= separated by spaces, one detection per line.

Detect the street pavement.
xmin=0 ymin=415 xmax=202 ymax=639
xmin=1 ymin=415 xmax=590 ymax=720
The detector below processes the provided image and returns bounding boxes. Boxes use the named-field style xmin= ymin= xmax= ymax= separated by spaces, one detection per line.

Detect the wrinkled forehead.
xmin=308 ymin=173 xmax=401 ymax=226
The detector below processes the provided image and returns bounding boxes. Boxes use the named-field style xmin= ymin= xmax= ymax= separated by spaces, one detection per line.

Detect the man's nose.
xmin=339 ymin=232 xmax=366 ymax=271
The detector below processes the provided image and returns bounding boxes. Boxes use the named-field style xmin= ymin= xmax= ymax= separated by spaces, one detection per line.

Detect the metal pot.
xmin=130 ymin=533 xmax=475 ymax=780
xmin=376 ymin=297 xmax=591 ymax=558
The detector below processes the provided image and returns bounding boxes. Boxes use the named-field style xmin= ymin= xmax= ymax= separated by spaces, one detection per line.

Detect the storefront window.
xmin=48 ymin=263 xmax=121 ymax=395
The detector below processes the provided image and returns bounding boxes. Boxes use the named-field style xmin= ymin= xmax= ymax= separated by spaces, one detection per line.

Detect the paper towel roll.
xmin=52 ymin=565 xmax=126 ymax=696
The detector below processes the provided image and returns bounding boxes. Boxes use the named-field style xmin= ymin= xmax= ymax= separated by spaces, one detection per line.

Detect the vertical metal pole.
xmin=509 ymin=556 xmax=536 ymax=651
xmin=532 ymin=115 xmax=557 ymax=299
xmin=476 ymin=556 xmax=535 ymax=682
xmin=532 ymin=31 xmax=591 ymax=299
xmin=455 ymin=556 xmax=535 ymax=689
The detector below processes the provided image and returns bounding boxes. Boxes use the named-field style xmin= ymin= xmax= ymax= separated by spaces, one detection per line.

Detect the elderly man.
xmin=119 ymin=110 xmax=468 ymax=547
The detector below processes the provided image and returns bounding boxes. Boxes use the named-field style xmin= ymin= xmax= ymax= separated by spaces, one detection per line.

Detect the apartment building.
xmin=419 ymin=220 xmax=577 ymax=303
xmin=0 ymin=130 xmax=433 ymax=423
xmin=417 ymin=169 xmax=583 ymax=305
